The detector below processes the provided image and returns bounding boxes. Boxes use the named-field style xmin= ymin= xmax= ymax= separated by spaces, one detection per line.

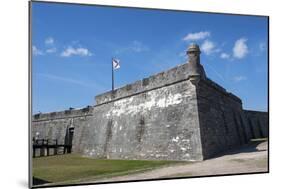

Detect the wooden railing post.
xmin=54 ymin=139 xmax=58 ymax=155
xmin=47 ymin=139 xmax=49 ymax=156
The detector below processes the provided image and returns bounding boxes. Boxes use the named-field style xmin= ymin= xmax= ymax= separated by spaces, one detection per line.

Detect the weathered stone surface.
xmin=244 ymin=110 xmax=268 ymax=138
xmin=84 ymin=79 xmax=203 ymax=161
xmin=32 ymin=107 xmax=93 ymax=154
xmin=196 ymin=79 xmax=252 ymax=159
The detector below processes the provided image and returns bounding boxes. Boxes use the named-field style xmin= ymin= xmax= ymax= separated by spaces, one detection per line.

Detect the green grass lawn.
xmin=33 ymin=154 xmax=183 ymax=185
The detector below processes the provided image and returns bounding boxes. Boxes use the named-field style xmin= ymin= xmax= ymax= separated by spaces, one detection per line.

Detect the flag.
xmin=112 ymin=58 xmax=120 ymax=70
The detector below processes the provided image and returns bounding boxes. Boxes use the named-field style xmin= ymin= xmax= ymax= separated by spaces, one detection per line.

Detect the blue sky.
xmin=32 ymin=2 xmax=268 ymax=113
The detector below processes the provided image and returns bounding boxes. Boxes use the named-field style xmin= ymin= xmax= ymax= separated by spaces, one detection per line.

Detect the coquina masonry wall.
xmin=31 ymin=44 xmax=268 ymax=161
xmin=196 ymin=79 xmax=252 ymax=159
xmin=32 ymin=63 xmax=205 ymax=161
xmin=32 ymin=107 xmax=94 ymax=154
xmin=83 ymin=79 xmax=203 ymax=161
xmin=244 ymin=110 xmax=268 ymax=139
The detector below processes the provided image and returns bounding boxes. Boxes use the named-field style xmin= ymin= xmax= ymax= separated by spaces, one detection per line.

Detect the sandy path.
xmin=94 ymin=141 xmax=268 ymax=183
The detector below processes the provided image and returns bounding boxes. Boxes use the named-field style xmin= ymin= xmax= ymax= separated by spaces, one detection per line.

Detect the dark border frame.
xmin=28 ymin=1 xmax=270 ymax=188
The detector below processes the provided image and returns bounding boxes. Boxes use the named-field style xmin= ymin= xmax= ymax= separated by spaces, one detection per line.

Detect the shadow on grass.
xmin=33 ymin=177 xmax=51 ymax=185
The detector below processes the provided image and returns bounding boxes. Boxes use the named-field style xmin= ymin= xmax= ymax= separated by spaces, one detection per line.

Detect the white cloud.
xmin=233 ymin=38 xmax=248 ymax=59
xmin=46 ymin=47 xmax=57 ymax=53
xmin=45 ymin=37 xmax=54 ymax=45
xmin=61 ymin=46 xmax=93 ymax=57
xmin=32 ymin=46 xmax=44 ymax=56
xmin=220 ymin=52 xmax=230 ymax=59
xmin=183 ymin=31 xmax=210 ymax=41
xmin=233 ymin=76 xmax=247 ymax=82
xmin=201 ymin=40 xmax=215 ymax=55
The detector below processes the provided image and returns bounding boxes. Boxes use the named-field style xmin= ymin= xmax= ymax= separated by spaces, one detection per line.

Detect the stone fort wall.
xmin=244 ymin=110 xmax=268 ymax=139
xmin=85 ymin=75 xmax=203 ymax=161
xmin=32 ymin=63 xmax=204 ymax=161
xmin=32 ymin=106 xmax=94 ymax=154
xmin=196 ymin=79 xmax=252 ymax=159
xmin=31 ymin=44 xmax=268 ymax=161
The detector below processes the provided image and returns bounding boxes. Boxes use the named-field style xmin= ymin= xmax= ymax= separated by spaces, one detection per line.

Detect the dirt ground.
xmin=94 ymin=141 xmax=268 ymax=183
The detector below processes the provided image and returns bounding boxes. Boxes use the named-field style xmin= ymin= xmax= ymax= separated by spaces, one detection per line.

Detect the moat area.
xmin=33 ymin=139 xmax=268 ymax=186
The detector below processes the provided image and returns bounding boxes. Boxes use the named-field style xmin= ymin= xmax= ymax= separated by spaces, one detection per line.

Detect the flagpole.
xmin=112 ymin=58 xmax=114 ymax=91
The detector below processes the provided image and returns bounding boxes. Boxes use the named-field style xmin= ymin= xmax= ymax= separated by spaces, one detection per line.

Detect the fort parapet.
xmin=95 ymin=64 xmax=242 ymax=106
xmin=32 ymin=106 xmax=93 ymax=122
